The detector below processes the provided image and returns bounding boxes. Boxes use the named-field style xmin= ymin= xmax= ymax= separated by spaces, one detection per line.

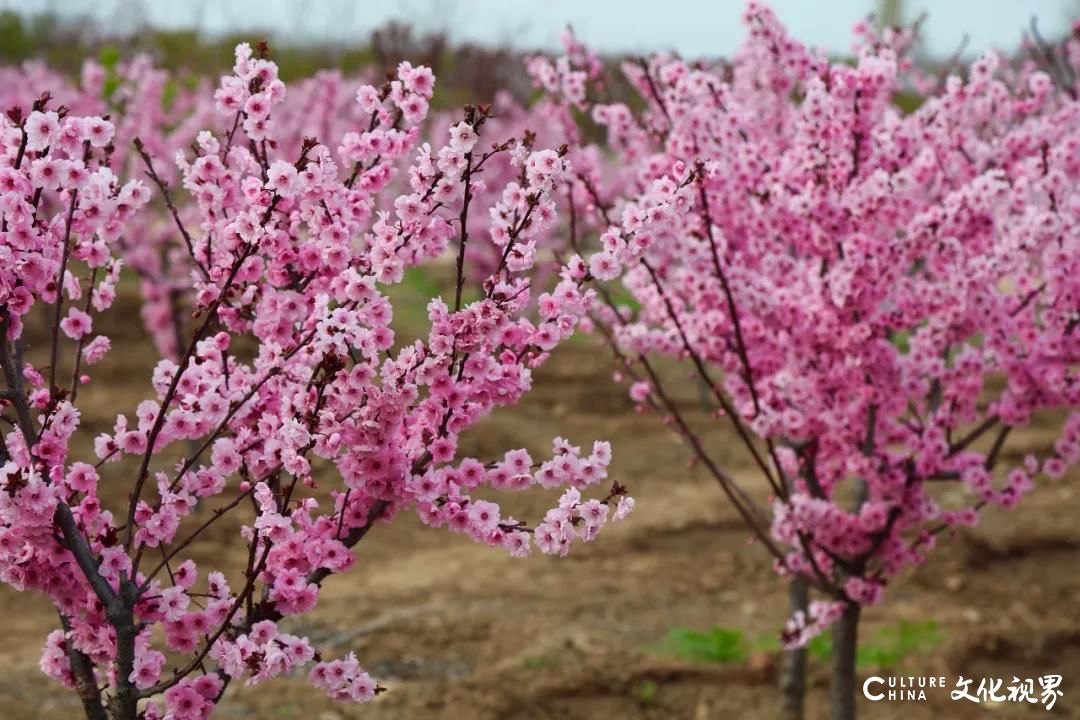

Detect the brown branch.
xmin=636 ymin=358 xmax=784 ymax=561
xmin=133 ymin=137 xmax=211 ymax=281
xmin=639 ymin=259 xmax=784 ymax=499
xmin=636 ymin=58 xmax=672 ymax=126
xmin=947 ymin=416 xmax=999 ymax=456
xmin=454 ymin=151 xmax=474 ymax=312
xmin=47 ymin=189 xmax=79 ymax=394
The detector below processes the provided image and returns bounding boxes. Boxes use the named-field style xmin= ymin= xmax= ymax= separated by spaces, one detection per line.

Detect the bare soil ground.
xmin=1 ymin=296 xmax=1077 ymax=720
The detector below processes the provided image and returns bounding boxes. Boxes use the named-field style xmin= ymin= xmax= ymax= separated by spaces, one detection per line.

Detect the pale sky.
xmin=2 ymin=0 xmax=1076 ymax=59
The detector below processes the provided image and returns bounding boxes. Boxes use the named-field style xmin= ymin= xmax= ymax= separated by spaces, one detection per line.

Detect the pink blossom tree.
xmin=0 ymin=43 xmax=633 ymax=719
xmin=531 ymin=5 xmax=1080 ymax=718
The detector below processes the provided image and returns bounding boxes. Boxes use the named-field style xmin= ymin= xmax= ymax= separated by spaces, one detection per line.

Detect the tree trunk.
xmin=106 ymin=584 xmax=140 ymax=720
xmin=60 ymin=615 xmax=107 ymax=720
xmin=778 ymin=575 xmax=808 ymax=720
xmin=829 ymin=602 xmax=861 ymax=720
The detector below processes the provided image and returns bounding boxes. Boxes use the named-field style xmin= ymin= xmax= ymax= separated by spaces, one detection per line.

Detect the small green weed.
xmin=659 ymin=619 xmax=944 ymax=670
xmin=633 ymin=679 xmax=660 ymax=706
xmin=660 ymin=626 xmax=749 ymax=664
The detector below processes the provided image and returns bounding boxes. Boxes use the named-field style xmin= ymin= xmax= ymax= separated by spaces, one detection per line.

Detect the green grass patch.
xmin=658 ymin=619 xmax=944 ymax=671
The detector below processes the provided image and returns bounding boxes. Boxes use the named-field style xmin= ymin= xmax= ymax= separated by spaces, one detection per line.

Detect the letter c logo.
xmin=863 ymin=676 xmax=885 ymax=701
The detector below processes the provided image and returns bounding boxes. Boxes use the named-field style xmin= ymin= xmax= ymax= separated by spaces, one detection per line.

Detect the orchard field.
xmin=0 ymin=2 xmax=1078 ymax=719
xmin=0 ymin=291 xmax=1076 ymax=718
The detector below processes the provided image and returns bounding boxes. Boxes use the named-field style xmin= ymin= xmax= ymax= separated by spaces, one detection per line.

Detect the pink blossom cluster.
xmin=1 ymin=41 xmax=632 ymax=718
xmin=0 ymin=50 xmax=523 ymax=361
xmin=532 ymin=4 xmax=1080 ymax=635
